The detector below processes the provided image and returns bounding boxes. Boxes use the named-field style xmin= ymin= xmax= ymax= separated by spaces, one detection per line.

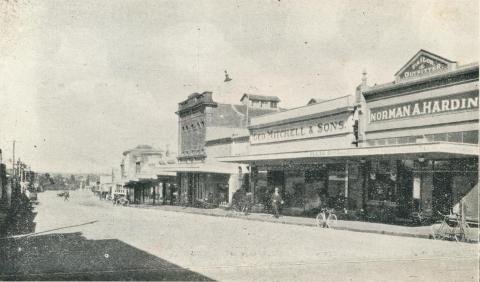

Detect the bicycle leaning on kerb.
xmin=316 ymin=208 xmax=338 ymax=228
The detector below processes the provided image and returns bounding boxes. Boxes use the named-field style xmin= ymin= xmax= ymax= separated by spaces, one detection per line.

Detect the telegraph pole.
xmin=12 ymin=140 xmax=15 ymax=176
xmin=245 ymin=93 xmax=250 ymax=127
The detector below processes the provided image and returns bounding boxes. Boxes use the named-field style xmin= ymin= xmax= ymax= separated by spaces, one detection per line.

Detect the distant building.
xmin=240 ymin=94 xmax=280 ymax=110
xmin=120 ymin=145 xmax=177 ymax=204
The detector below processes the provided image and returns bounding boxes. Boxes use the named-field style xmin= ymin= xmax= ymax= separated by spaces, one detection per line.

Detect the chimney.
xmin=165 ymin=144 xmax=170 ymax=157
xmin=361 ymin=69 xmax=368 ymax=89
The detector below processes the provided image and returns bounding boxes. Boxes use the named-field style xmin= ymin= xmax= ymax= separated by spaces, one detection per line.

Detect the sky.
xmin=0 ymin=0 xmax=478 ymax=174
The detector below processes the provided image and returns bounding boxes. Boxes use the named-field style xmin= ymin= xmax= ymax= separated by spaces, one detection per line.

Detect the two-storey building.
xmin=173 ymin=91 xmax=281 ymax=206
xmin=121 ymin=145 xmax=177 ymax=204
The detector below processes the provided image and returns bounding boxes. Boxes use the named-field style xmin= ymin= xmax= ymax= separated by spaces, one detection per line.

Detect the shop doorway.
xmin=432 ymin=172 xmax=453 ymax=215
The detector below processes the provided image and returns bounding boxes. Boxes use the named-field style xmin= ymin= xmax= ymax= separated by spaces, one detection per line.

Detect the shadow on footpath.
xmin=0 ymin=232 xmax=213 ymax=281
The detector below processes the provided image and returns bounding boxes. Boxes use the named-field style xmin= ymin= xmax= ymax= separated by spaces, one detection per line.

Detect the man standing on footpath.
xmin=271 ymin=187 xmax=284 ymax=218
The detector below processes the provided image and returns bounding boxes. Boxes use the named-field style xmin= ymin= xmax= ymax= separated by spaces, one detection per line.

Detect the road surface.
xmin=1 ymin=190 xmax=478 ymax=281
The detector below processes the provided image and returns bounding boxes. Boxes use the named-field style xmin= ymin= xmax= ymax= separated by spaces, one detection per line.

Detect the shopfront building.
xmin=219 ymin=95 xmax=360 ymax=216
xmin=173 ymin=92 xmax=279 ymax=207
xmin=120 ymin=145 xmax=177 ymax=205
xmin=360 ymin=49 xmax=478 ymax=221
xmin=218 ymin=50 xmax=478 ymax=223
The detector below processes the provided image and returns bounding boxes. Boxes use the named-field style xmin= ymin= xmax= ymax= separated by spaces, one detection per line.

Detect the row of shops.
xmin=216 ymin=50 xmax=478 ymax=222
xmin=101 ymin=50 xmax=478 ymax=225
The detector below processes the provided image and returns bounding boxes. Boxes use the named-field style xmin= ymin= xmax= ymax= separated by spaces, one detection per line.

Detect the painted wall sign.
xmin=251 ymin=116 xmax=350 ymax=144
xmin=369 ymin=91 xmax=479 ymax=123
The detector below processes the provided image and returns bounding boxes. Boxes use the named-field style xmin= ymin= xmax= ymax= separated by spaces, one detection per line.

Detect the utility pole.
xmin=245 ymin=93 xmax=250 ymax=127
xmin=12 ymin=140 xmax=15 ymax=177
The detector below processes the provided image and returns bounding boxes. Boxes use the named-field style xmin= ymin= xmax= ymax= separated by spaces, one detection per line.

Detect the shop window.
xmin=433 ymin=160 xmax=450 ymax=171
xmin=408 ymin=136 xmax=418 ymax=143
xmin=305 ymin=169 xmax=326 ymax=184
xmin=327 ymin=164 xmax=347 ymax=209
xmin=283 ymin=170 xmax=305 ymax=208
xmin=414 ymin=159 xmax=433 ymax=170
xmin=462 ymin=130 xmax=479 ymax=144
xmin=368 ymin=160 xmax=397 ymax=202
xmin=397 ymin=136 xmax=417 ymax=144
xmin=434 ymin=133 xmax=447 ymax=142
xmin=386 ymin=138 xmax=397 ymax=145
xmin=376 ymin=139 xmax=386 ymax=146
xmin=401 ymin=159 xmax=415 ymax=169
xmin=366 ymin=140 xmax=376 ymax=147
xmin=397 ymin=137 xmax=409 ymax=144
xmin=447 ymin=132 xmax=462 ymax=143
xmin=424 ymin=134 xmax=434 ymax=142
xmin=449 ymin=159 xmax=478 ymax=172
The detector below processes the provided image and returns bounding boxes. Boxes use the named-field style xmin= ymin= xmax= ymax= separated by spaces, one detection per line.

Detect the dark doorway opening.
xmin=432 ymin=172 xmax=453 ymax=216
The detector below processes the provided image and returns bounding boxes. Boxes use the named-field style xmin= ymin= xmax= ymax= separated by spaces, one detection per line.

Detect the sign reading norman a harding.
xmin=251 ymin=116 xmax=349 ymax=144
xmin=369 ymin=92 xmax=479 ymax=123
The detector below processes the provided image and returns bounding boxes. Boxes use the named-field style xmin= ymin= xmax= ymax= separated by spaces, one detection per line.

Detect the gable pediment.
xmin=394 ymin=50 xmax=457 ymax=82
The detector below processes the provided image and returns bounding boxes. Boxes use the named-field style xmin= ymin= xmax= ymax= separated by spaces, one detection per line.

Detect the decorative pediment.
xmin=395 ymin=50 xmax=457 ymax=82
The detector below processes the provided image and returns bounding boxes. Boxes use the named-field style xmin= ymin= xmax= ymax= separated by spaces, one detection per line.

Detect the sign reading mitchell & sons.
xmin=369 ymin=92 xmax=479 ymax=123
xmin=251 ymin=117 xmax=349 ymax=144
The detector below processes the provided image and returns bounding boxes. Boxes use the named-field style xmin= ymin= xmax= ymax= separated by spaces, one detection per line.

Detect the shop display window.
xmin=283 ymin=170 xmax=304 ymax=208
xmin=462 ymin=130 xmax=479 ymax=144
xmin=447 ymin=132 xmax=462 ymax=143
xmin=304 ymin=169 xmax=327 ymax=210
xmin=386 ymin=138 xmax=396 ymax=145
xmin=368 ymin=160 xmax=397 ymax=202
xmin=216 ymin=183 xmax=228 ymax=204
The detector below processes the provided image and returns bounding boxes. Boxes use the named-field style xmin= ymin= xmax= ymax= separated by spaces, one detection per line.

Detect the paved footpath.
xmin=128 ymin=202 xmax=479 ymax=243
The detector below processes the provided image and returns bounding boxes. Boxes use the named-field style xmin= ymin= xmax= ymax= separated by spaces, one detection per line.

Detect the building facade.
xmin=218 ymin=50 xmax=478 ymax=222
xmin=174 ymin=91 xmax=281 ymax=207
xmin=121 ymin=145 xmax=177 ymax=204
xmin=359 ymin=49 xmax=478 ymax=221
xmin=219 ymin=95 xmax=359 ymax=216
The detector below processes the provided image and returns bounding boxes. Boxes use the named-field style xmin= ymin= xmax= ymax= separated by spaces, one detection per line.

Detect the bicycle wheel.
xmin=315 ymin=213 xmax=325 ymax=228
xmin=431 ymin=222 xmax=446 ymax=240
xmin=455 ymin=222 xmax=471 ymax=242
xmin=327 ymin=214 xmax=337 ymax=228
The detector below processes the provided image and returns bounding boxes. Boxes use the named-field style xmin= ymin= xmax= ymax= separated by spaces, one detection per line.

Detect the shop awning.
xmin=124 ymin=178 xmax=161 ymax=188
xmin=216 ymin=142 xmax=479 ymax=163
xmin=163 ymin=162 xmax=247 ymax=174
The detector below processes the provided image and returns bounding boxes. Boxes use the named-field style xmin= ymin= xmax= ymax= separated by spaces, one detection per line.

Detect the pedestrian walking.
xmin=244 ymin=192 xmax=253 ymax=215
xmin=271 ymin=187 xmax=284 ymax=218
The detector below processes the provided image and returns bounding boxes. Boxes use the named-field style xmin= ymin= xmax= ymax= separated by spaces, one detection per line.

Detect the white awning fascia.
xmin=216 ymin=142 xmax=479 ymax=163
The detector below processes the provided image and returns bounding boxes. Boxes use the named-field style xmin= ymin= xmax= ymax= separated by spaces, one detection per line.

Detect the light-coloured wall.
xmin=123 ymin=152 xmax=164 ymax=180
xmin=205 ymin=143 xmax=231 ymax=158
xmin=364 ymin=80 xmax=478 ymax=138
xmin=248 ymin=111 xmax=356 ymax=155
xmin=249 ymin=133 xmax=354 ymax=155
